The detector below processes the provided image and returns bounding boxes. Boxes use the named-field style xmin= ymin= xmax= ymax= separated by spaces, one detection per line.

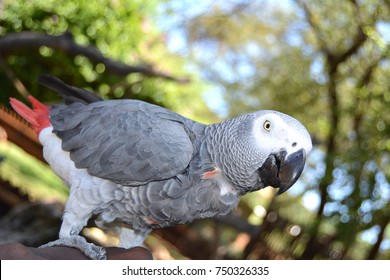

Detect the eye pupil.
xmin=263 ymin=120 xmax=271 ymax=131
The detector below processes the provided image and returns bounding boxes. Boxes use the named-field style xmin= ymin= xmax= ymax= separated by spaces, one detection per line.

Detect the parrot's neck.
xmin=205 ymin=118 xmax=263 ymax=195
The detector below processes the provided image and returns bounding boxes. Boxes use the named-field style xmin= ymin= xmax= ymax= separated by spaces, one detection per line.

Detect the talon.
xmin=39 ymin=236 xmax=107 ymax=260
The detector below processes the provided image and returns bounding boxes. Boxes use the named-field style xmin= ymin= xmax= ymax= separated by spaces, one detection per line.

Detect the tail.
xmin=38 ymin=75 xmax=103 ymax=104
xmin=9 ymin=96 xmax=50 ymax=135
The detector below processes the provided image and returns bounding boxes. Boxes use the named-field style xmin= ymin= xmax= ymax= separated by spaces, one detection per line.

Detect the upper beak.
xmin=258 ymin=148 xmax=306 ymax=195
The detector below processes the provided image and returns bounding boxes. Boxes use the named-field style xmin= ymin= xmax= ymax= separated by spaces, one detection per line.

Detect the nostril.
xmin=292 ymin=142 xmax=297 ymax=147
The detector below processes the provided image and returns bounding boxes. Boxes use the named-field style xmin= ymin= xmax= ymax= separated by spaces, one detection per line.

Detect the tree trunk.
xmin=366 ymin=219 xmax=389 ymax=260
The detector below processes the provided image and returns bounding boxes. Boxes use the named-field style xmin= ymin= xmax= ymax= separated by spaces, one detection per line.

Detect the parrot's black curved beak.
xmin=258 ymin=148 xmax=306 ymax=195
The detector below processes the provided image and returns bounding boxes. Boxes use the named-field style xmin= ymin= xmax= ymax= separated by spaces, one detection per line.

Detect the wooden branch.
xmin=0 ymin=32 xmax=190 ymax=83
xmin=295 ymin=0 xmax=330 ymax=55
xmin=366 ymin=218 xmax=389 ymax=259
xmin=0 ymin=105 xmax=44 ymax=162
xmin=357 ymin=54 xmax=385 ymax=88
xmin=214 ymin=212 xmax=260 ymax=236
xmin=0 ymin=178 xmax=29 ymax=208
xmin=294 ymin=0 xmax=368 ymax=259
xmin=296 ymin=0 xmax=368 ymax=72
xmin=0 ymin=54 xmax=31 ymax=99
xmin=330 ymin=0 xmax=368 ymax=69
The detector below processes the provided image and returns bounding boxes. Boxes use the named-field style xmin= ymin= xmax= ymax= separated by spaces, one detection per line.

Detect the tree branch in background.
xmin=0 ymin=54 xmax=31 ymax=99
xmin=295 ymin=0 xmax=371 ymax=259
xmin=296 ymin=0 xmax=368 ymax=72
xmin=366 ymin=217 xmax=390 ymax=259
xmin=0 ymin=105 xmax=43 ymax=161
xmin=0 ymin=32 xmax=190 ymax=84
xmin=295 ymin=0 xmax=330 ymax=55
xmin=330 ymin=0 xmax=368 ymax=68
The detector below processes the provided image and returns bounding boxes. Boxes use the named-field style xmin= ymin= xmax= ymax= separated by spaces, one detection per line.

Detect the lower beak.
xmin=258 ymin=148 xmax=306 ymax=195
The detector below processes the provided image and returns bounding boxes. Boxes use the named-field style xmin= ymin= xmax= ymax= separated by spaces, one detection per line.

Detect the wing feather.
xmin=50 ymin=100 xmax=199 ymax=185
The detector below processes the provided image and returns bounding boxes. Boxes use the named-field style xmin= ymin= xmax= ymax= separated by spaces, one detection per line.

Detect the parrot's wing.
xmin=50 ymin=100 xmax=198 ymax=185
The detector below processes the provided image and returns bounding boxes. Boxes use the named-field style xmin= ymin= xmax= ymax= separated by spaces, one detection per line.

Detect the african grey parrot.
xmin=10 ymin=75 xmax=312 ymax=259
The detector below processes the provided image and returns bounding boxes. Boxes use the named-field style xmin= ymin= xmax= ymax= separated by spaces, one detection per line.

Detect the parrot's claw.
xmin=39 ymin=236 xmax=107 ymax=260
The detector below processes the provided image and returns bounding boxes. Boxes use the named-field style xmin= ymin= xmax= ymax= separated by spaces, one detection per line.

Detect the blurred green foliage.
xmin=0 ymin=0 xmax=216 ymax=123
xmin=0 ymin=141 xmax=68 ymax=202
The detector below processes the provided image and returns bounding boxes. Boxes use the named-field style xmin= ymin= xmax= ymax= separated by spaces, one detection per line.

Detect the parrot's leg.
xmin=117 ymin=226 xmax=151 ymax=249
xmin=40 ymin=236 xmax=106 ymax=260
xmin=40 ymin=211 xmax=107 ymax=260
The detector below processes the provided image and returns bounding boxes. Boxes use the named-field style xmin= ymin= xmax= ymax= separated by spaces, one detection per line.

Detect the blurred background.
xmin=0 ymin=0 xmax=389 ymax=260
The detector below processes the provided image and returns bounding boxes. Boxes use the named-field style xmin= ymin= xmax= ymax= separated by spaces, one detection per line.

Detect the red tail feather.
xmin=9 ymin=96 xmax=50 ymax=135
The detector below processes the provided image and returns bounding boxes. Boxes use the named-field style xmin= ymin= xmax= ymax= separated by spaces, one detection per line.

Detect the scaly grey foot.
xmin=39 ymin=236 xmax=107 ymax=260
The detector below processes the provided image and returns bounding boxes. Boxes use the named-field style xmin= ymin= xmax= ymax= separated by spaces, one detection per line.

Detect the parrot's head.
xmin=209 ymin=110 xmax=312 ymax=195
xmin=251 ymin=111 xmax=312 ymax=195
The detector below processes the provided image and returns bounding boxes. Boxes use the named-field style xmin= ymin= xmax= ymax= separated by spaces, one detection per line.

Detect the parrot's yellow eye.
xmin=263 ymin=120 xmax=271 ymax=131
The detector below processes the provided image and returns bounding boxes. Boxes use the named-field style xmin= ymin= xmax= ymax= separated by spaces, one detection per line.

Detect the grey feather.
xmin=50 ymin=99 xmax=200 ymax=185
xmin=32 ymin=75 xmax=312 ymax=259
xmin=38 ymin=75 xmax=103 ymax=104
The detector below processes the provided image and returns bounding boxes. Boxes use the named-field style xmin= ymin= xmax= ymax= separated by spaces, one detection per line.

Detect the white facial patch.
xmin=252 ymin=113 xmax=312 ymax=156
